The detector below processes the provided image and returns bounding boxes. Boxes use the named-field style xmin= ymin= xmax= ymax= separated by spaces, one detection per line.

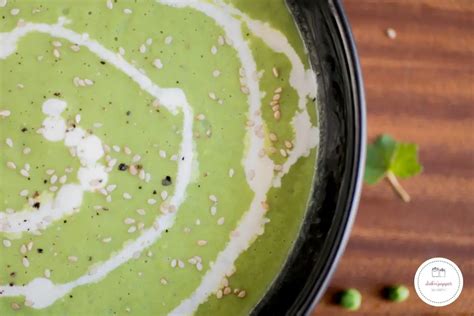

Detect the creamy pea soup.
xmin=0 ymin=0 xmax=319 ymax=314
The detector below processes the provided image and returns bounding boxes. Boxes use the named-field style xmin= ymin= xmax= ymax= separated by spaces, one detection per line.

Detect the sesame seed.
xmin=211 ymin=46 xmax=218 ymax=55
xmin=128 ymin=226 xmax=137 ymax=233
xmin=20 ymin=169 xmax=30 ymax=177
xmin=280 ymin=149 xmax=287 ymax=157
xmin=269 ymin=132 xmax=278 ymax=142
xmin=118 ymin=47 xmax=125 ymax=55
xmin=75 ymin=114 xmax=81 ymax=124
xmin=2 ymin=239 xmax=12 ymax=247
xmin=161 ymin=191 xmax=168 ymax=200
xmin=210 ymin=206 xmax=217 ymax=216
xmin=124 ymin=217 xmax=135 ymax=225
xmin=164 ymin=36 xmax=173 ymax=45
xmin=70 ymin=44 xmax=80 ymax=52
xmin=102 ymin=237 xmax=112 ymax=243
xmin=138 ymin=169 xmax=145 ymax=180
xmin=224 ymin=287 xmax=232 ymax=295
xmin=84 ymin=79 xmax=94 ymax=86
xmin=272 ymin=67 xmax=279 ymax=78
xmin=123 ymin=193 xmax=132 ymax=200
xmin=153 ymin=58 xmax=163 ymax=69
xmin=216 ymin=290 xmax=223 ymax=299
xmin=284 ymin=140 xmax=293 ymax=149
xmin=139 ymin=44 xmax=147 ymax=53
xmin=44 ymin=269 xmax=51 ymax=278
xmin=160 ymin=278 xmax=168 ymax=285
xmin=132 ymin=154 xmax=141 ymax=163
xmin=240 ymin=86 xmax=250 ymax=95
xmin=22 ymin=257 xmax=30 ymax=267
xmin=178 ymin=260 xmax=185 ymax=268
xmin=136 ymin=208 xmax=146 ymax=216
xmin=20 ymin=244 xmax=27 ymax=254
xmin=261 ymin=201 xmax=269 ymax=210
xmin=68 ymin=256 xmax=78 ymax=262
xmin=197 ymin=240 xmax=208 ymax=246
xmin=46 ymin=169 xmax=55 ymax=175
xmin=0 ymin=109 xmax=11 ymax=117
xmin=171 ymin=259 xmax=177 ymax=268
xmin=273 ymin=111 xmax=281 ymax=120
xmin=10 ymin=8 xmax=20 ymax=16
xmin=27 ymin=241 xmax=33 ymax=251
xmin=129 ymin=165 xmax=138 ymax=175
xmin=53 ymin=48 xmax=60 ymax=58
xmin=386 ymin=27 xmax=397 ymax=39
xmin=196 ymin=113 xmax=206 ymax=121
xmin=59 ymin=175 xmax=67 ymax=184
xmin=274 ymin=164 xmax=283 ymax=171
xmin=19 ymin=189 xmax=29 ymax=197
xmin=106 ymin=0 xmax=113 ymax=9
xmin=208 ymin=92 xmax=217 ymax=100
xmin=212 ymin=70 xmax=221 ymax=77
xmin=274 ymin=87 xmax=283 ymax=93
xmin=217 ymin=217 xmax=225 ymax=225
xmin=237 ymin=290 xmax=247 ymax=298
xmin=123 ymin=8 xmax=132 ymax=14
xmin=228 ymin=168 xmax=234 ymax=178
xmin=196 ymin=262 xmax=203 ymax=271
xmin=218 ymin=35 xmax=225 ymax=46
xmin=6 ymin=161 xmax=16 ymax=169
xmin=6 ymin=137 xmax=13 ymax=147
xmin=23 ymin=147 xmax=31 ymax=155
xmin=52 ymin=40 xmax=62 ymax=48
xmin=272 ymin=94 xmax=281 ymax=101
xmin=147 ymin=198 xmax=157 ymax=205
xmin=209 ymin=195 xmax=218 ymax=203
xmin=146 ymin=38 xmax=153 ymax=45
xmin=50 ymin=175 xmax=58 ymax=184
xmin=106 ymin=184 xmax=117 ymax=193
xmin=159 ymin=150 xmax=167 ymax=158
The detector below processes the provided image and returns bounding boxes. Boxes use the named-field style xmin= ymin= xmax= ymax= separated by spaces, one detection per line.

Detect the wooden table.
xmin=313 ymin=1 xmax=474 ymax=314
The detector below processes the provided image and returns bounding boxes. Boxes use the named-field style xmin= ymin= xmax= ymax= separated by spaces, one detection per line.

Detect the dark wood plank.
xmin=313 ymin=0 xmax=474 ymax=314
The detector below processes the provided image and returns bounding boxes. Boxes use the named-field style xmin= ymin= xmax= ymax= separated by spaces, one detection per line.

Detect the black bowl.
xmin=252 ymin=0 xmax=366 ymax=315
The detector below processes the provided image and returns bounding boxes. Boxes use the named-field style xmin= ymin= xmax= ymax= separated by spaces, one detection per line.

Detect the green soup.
xmin=0 ymin=0 xmax=319 ymax=314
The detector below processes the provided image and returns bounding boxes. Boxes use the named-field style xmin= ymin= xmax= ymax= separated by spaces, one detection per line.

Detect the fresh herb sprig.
xmin=365 ymin=134 xmax=422 ymax=202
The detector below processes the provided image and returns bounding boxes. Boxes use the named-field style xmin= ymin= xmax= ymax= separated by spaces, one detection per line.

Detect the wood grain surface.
xmin=313 ymin=1 xmax=474 ymax=315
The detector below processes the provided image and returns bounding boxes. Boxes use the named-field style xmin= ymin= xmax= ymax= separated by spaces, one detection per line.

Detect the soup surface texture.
xmin=0 ymin=0 xmax=319 ymax=314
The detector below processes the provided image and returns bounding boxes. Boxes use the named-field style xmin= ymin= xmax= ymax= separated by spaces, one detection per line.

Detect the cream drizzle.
xmin=0 ymin=18 xmax=195 ymax=308
xmin=0 ymin=1 xmax=319 ymax=313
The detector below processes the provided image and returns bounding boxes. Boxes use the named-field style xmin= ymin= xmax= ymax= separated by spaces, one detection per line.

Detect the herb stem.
xmin=386 ymin=171 xmax=411 ymax=202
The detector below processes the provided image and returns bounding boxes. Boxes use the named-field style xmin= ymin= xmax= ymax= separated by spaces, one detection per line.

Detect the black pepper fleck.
xmin=162 ymin=176 xmax=172 ymax=186
xmin=118 ymin=163 xmax=128 ymax=171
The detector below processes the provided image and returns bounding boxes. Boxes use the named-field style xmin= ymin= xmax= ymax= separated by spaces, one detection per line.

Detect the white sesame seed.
xmin=49 ymin=186 xmax=58 ymax=192
xmin=123 ymin=8 xmax=132 ymax=14
xmin=0 ymin=110 xmax=11 ymax=117
xmin=139 ymin=44 xmax=147 ymax=53
xmin=124 ymin=146 xmax=132 ymax=155
xmin=10 ymin=8 xmax=20 ymax=16
xmin=146 ymin=38 xmax=153 ymax=45
xmin=84 ymin=79 xmax=94 ymax=86
xmin=59 ymin=175 xmax=67 ymax=184
xmin=24 ymin=163 xmax=30 ymax=171
xmin=228 ymin=168 xmax=234 ymax=177
xmin=137 ymin=222 xmax=145 ymax=230
xmin=280 ymin=149 xmax=288 ymax=157
xmin=208 ymin=92 xmax=217 ymax=100
xmin=5 ymin=138 xmax=13 ymax=147
xmin=196 ymin=113 xmax=206 ymax=121
xmin=159 ymin=150 xmax=167 ymax=158
xmin=50 ymin=175 xmax=58 ymax=184
xmin=19 ymin=189 xmax=29 ymax=197
xmin=274 ymin=164 xmax=283 ymax=171
xmin=70 ymin=44 xmax=80 ymax=52
xmin=23 ymin=147 xmax=31 ymax=155
xmin=106 ymin=195 xmax=112 ymax=203
xmin=52 ymin=40 xmax=62 ymax=48
xmin=138 ymin=169 xmax=145 ymax=180
xmin=218 ymin=35 xmax=225 ymax=46
xmin=160 ymin=278 xmax=168 ymax=285
xmin=106 ymin=0 xmax=113 ymax=9
xmin=161 ymin=191 xmax=168 ymax=200
xmin=112 ymin=145 xmax=121 ymax=152
xmin=0 ymin=0 xmax=7 ymax=9
xmin=212 ymin=70 xmax=221 ymax=77
xmin=20 ymin=169 xmax=30 ymax=178
xmin=171 ymin=259 xmax=177 ymax=268
xmin=68 ymin=256 xmax=78 ymax=262
xmin=197 ymin=240 xmax=208 ymax=246
xmin=22 ymin=257 xmax=30 ymax=267
xmin=216 ymin=290 xmax=223 ymax=299
xmin=178 ymin=260 xmax=185 ymax=268
xmin=124 ymin=217 xmax=135 ymax=225
xmin=145 ymin=173 xmax=151 ymax=183
xmin=27 ymin=241 xmax=33 ymax=251
xmin=217 ymin=217 xmax=225 ymax=225
xmin=6 ymin=161 xmax=16 ymax=169
xmin=196 ymin=262 xmax=203 ymax=271
xmin=118 ymin=47 xmax=125 ymax=55
xmin=128 ymin=226 xmax=137 ymax=233
xmin=152 ymin=58 xmax=163 ymax=69
xmin=132 ymin=154 xmax=141 ymax=163
xmin=46 ymin=169 xmax=55 ymax=175
xmin=210 ymin=205 xmax=217 ymax=216
xmin=123 ymin=192 xmax=132 ymax=200
xmin=209 ymin=195 xmax=218 ymax=203
xmin=147 ymin=198 xmax=157 ymax=205
xmin=272 ymin=67 xmax=279 ymax=78
xmin=386 ymin=27 xmax=397 ymax=39
xmin=44 ymin=269 xmax=51 ymax=278
xmin=53 ymin=48 xmax=60 ymax=58
xmin=211 ymin=46 xmax=218 ymax=55
xmin=2 ymin=239 xmax=12 ymax=247
xmin=75 ymin=114 xmax=81 ymax=124
xmin=102 ymin=237 xmax=112 ymax=243
xmin=106 ymin=184 xmax=116 ymax=193
xmin=164 ymin=36 xmax=173 ymax=45
xmin=136 ymin=209 xmax=146 ymax=216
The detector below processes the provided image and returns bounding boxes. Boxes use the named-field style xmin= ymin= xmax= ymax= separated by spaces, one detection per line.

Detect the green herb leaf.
xmin=364 ymin=134 xmax=422 ymax=202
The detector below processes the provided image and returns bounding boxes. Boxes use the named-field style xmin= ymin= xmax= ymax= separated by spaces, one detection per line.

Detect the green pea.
xmin=338 ymin=288 xmax=362 ymax=311
xmin=385 ymin=285 xmax=410 ymax=302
